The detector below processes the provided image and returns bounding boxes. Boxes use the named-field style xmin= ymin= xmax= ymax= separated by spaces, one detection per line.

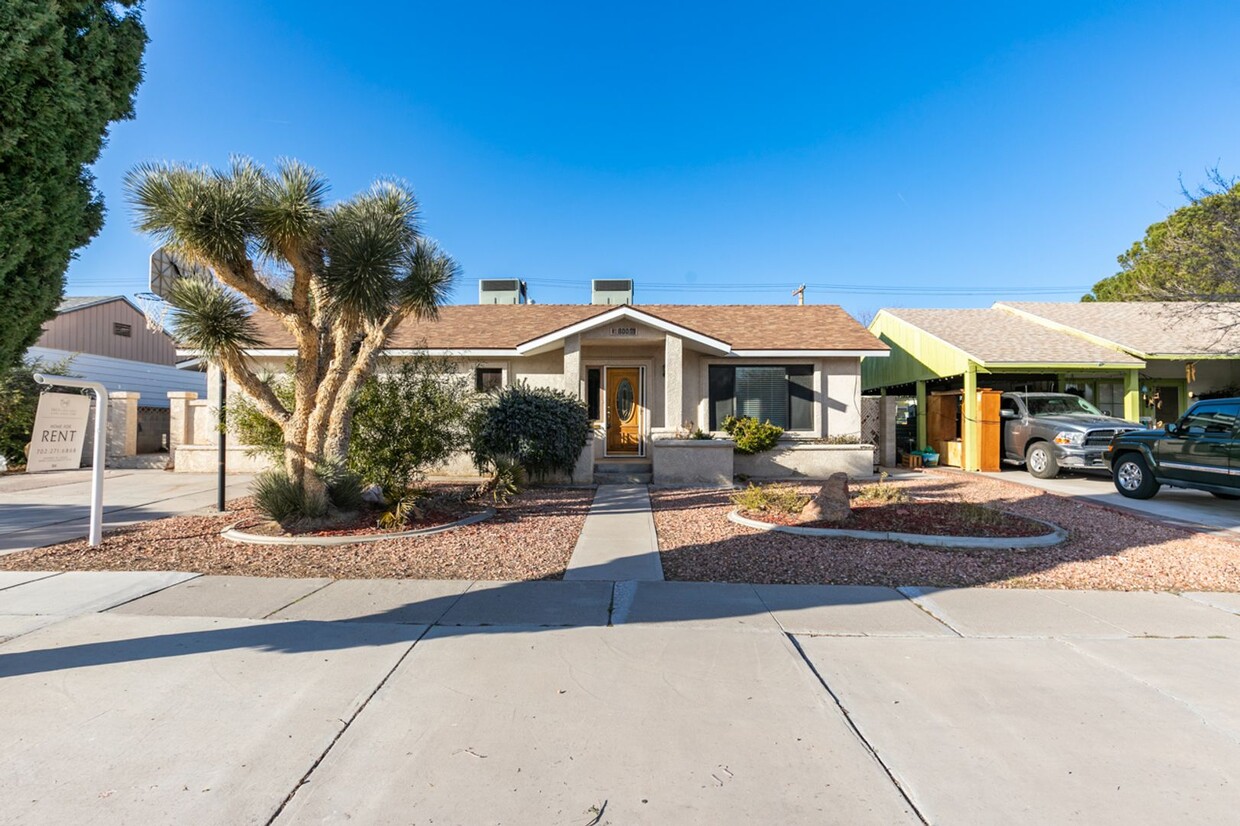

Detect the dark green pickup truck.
xmin=1106 ymin=397 xmax=1240 ymax=500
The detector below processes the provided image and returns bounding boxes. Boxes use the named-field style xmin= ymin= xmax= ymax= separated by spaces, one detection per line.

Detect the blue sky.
xmin=69 ymin=1 xmax=1240 ymax=319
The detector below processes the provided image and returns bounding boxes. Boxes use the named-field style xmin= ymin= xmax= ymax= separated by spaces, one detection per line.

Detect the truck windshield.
xmin=1025 ymin=396 xmax=1105 ymax=417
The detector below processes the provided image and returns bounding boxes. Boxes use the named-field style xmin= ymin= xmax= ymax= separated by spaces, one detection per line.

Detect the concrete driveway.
xmin=988 ymin=467 xmax=1240 ymax=538
xmin=1 ymin=572 xmax=1240 ymax=823
xmin=0 ymin=470 xmax=253 ymax=554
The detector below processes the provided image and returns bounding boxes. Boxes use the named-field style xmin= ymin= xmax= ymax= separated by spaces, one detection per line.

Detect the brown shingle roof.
xmin=246 ymin=303 xmax=885 ymax=352
xmin=881 ymin=308 xmax=1144 ymax=365
xmin=997 ymin=301 xmax=1240 ymax=357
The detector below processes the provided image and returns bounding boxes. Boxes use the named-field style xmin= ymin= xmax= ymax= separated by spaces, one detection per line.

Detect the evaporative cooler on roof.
xmin=478 ymin=279 xmax=527 ymax=304
xmin=591 ymin=279 xmax=633 ymax=305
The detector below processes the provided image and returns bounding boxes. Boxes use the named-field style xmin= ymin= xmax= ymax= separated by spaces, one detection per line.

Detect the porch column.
xmin=1123 ymin=369 xmax=1141 ymax=422
xmin=915 ymin=380 xmax=927 ymax=449
xmin=963 ymin=364 xmax=980 ymax=472
xmin=664 ymin=334 xmax=684 ymax=430
xmin=563 ymin=334 xmax=582 ymax=399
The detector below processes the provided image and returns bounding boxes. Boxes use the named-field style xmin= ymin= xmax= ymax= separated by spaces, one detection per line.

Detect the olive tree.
xmin=126 ymin=158 xmax=458 ymax=500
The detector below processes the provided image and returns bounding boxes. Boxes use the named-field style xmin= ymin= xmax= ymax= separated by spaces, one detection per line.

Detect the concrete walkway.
xmin=0 ymin=469 xmax=254 ymax=554
xmin=988 ymin=467 xmax=1240 ymax=538
xmin=564 ymin=484 xmax=664 ymax=581
xmin=2 ymin=571 xmax=1240 ymax=822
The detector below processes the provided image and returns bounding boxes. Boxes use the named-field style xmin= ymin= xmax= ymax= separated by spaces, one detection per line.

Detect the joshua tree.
xmin=126 ymin=158 xmax=458 ymax=500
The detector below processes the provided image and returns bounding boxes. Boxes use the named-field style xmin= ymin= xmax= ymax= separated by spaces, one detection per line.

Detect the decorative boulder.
xmin=798 ymin=472 xmax=851 ymax=524
xmin=361 ymin=484 xmax=385 ymax=506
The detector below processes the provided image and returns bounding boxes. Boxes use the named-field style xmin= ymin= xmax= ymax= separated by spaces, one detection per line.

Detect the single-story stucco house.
xmin=169 ymin=280 xmax=889 ymax=484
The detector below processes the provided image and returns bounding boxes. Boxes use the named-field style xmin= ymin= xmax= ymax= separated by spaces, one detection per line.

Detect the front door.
xmin=605 ymin=367 xmax=641 ymax=455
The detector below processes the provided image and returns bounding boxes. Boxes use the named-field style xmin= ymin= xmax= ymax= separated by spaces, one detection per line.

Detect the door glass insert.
xmin=616 ymin=378 xmax=634 ymax=421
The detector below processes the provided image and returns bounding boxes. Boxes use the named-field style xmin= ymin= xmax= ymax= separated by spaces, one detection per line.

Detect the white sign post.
xmin=31 ymin=374 xmax=109 ymax=546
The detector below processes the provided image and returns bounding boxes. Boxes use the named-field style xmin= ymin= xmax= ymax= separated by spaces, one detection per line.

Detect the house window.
xmin=113 ymin=322 xmax=132 ymax=338
xmin=475 ymin=368 xmax=503 ymax=393
xmin=587 ymin=368 xmax=602 ymax=420
xmin=708 ymin=365 xmax=814 ymax=430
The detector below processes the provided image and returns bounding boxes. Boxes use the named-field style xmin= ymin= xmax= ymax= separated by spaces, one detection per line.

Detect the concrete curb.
xmin=221 ymin=509 xmax=496 ymax=547
xmin=727 ymin=509 xmax=1067 ymax=550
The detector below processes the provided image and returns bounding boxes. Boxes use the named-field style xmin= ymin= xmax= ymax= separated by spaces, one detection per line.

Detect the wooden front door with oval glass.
xmin=605 ymin=367 xmax=642 ymax=455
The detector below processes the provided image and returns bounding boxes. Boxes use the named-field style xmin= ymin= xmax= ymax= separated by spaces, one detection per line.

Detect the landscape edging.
xmin=727 ymin=509 xmax=1067 ymax=550
xmin=221 ymin=508 xmax=497 ymax=547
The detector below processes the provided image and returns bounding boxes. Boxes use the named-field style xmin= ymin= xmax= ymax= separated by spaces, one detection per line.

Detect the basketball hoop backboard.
xmin=139 ymin=247 xmax=215 ymax=333
xmin=148 ymin=246 xmax=212 ymax=299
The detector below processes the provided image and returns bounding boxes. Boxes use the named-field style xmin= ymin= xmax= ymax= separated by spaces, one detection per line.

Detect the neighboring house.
xmin=862 ymin=300 xmax=1240 ymax=471
xmin=28 ymin=296 xmax=207 ymax=458
xmin=172 ymin=280 xmax=890 ymax=484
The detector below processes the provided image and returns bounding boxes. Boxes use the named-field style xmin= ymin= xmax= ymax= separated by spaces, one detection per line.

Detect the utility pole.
xmin=792 ymin=284 xmax=806 ymax=305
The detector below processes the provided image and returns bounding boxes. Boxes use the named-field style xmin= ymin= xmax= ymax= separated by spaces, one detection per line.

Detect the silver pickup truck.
xmin=999 ymin=392 xmax=1141 ymax=479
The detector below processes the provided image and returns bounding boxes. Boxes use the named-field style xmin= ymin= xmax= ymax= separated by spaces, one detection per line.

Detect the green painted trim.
xmin=963 ymin=364 xmax=980 ymax=472
xmin=915 ymin=380 xmax=927 ymax=448
xmin=982 ymin=362 xmax=1144 ymax=370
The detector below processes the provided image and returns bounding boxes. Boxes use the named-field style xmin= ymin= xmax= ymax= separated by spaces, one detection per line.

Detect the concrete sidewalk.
xmin=2 ymin=571 xmax=1240 ymax=822
xmin=0 ymin=469 xmax=253 ymax=554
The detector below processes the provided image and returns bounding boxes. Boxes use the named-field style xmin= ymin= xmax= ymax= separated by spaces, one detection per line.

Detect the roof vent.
xmin=478 ymin=278 xmax=527 ymax=305
xmin=591 ymin=278 xmax=633 ymax=305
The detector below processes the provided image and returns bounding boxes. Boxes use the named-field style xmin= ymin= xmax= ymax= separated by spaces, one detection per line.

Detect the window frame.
xmin=474 ymin=366 xmax=506 ymax=394
xmin=706 ymin=363 xmax=816 ymax=434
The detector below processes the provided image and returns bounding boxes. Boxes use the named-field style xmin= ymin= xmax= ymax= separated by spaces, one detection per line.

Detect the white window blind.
xmin=735 ymin=367 xmax=788 ymax=428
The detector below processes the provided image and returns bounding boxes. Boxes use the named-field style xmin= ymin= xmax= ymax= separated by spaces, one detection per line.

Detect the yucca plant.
xmin=126 ymin=158 xmax=459 ymax=508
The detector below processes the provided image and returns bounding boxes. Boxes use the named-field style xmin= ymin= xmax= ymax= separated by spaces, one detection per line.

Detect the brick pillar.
xmin=167 ymin=391 xmax=198 ymax=454
xmin=107 ymin=391 xmax=140 ymax=459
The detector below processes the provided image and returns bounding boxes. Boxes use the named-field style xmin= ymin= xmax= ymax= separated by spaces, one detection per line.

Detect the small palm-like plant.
xmin=126 ymin=158 xmax=458 ymax=507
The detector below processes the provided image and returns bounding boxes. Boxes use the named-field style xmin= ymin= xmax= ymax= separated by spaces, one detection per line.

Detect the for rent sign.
xmin=27 ymin=392 xmax=91 ymax=472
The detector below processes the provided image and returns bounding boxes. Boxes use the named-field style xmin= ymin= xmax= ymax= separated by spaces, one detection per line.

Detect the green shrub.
xmin=730 ymin=483 xmax=810 ymax=514
xmin=252 ymin=469 xmax=327 ymax=524
xmin=469 ymin=382 xmax=590 ymax=478
xmin=348 ymin=356 xmax=475 ymax=494
xmin=316 ymin=459 xmax=365 ymax=511
xmin=478 ymin=455 xmax=528 ymax=504
xmin=0 ymin=356 xmax=74 ymax=466
xmin=855 ymin=473 xmax=910 ymax=504
xmin=229 ymin=356 xmax=475 ymax=497
xmin=823 ymin=433 xmax=862 ymax=445
xmin=227 ymin=370 xmax=292 ymax=462
xmin=377 ymin=490 xmax=424 ymax=530
xmin=721 ymin=415 xmax=784 ymax=454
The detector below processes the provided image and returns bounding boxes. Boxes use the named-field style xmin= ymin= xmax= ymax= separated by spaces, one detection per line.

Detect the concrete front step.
xmin=594 ymin=472 xmax=653 ymax=485
xmin=595 ymin=461 xmax=652 ymax=474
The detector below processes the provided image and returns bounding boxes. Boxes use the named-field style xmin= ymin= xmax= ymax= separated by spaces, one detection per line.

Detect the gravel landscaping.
xmin=743 ymin=496 xmax=1050 ymax=538
xmin=0 ymin=488 xmax=593 ymax=580
xmin=653 ymin=470 xmax=1240 ymax=591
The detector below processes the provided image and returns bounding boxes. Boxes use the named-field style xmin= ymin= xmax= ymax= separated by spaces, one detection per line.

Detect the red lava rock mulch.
xmin=234 ymin=485 xmax=483 ymax=538
xmin=746 ymin=497 xmax=1049 ymax=538
xmin=0 ymin=488 xmax=594 ymax=581
xmin=653 ymin=470 xmax=1240 ymax=591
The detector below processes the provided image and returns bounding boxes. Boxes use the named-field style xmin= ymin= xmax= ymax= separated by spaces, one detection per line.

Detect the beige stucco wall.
xmin=651 ymin=439 xmax=733 ymax=486
xmin=734 ymin=444 xmax=876 ymax=480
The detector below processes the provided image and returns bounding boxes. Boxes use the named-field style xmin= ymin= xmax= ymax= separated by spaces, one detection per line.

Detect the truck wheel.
xmin=1112 ymin=454 xmax=1160 ymax=499
xmin=1025 ymin=442 xmax=1059 ymax=479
